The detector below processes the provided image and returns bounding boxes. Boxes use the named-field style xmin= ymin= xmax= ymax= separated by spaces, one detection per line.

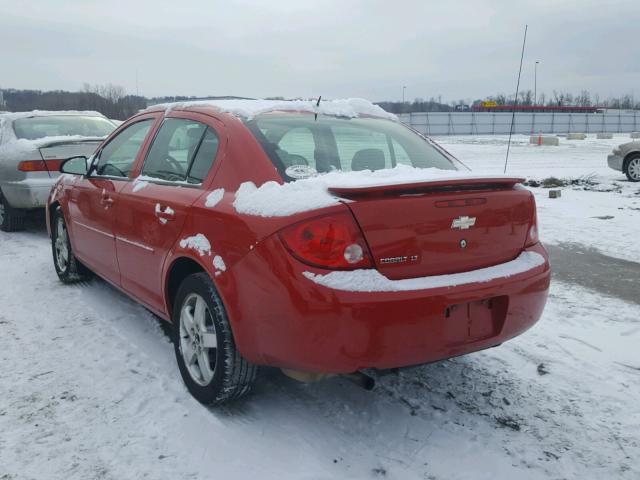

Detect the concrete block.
xmin=631 ymin=132 xmax=640 ymax=139
xmin=567 ymin=133 xmax=587 ymax=140
xmin=549 ymin=190 xmax=562 ymax=199
xmin=529 ymin=135 xmax=560 ymax=146
xmin=596 ymin=132 xmax=613 ymax=139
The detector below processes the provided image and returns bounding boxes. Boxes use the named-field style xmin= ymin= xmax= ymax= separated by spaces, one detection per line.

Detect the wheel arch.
xmin=623 ymin=150 xmax=640 ymax=168
xmin=48 ymin=200 xmax=61 ymax=236
xmin=164 ymin=256 xmax=209 ymax=320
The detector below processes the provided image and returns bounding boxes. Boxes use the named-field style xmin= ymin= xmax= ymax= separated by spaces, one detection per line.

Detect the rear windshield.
xmin=246 ymin=114 xmax=458 ymax=181
xmin=12 ymin=115 xmax=115 ymax=140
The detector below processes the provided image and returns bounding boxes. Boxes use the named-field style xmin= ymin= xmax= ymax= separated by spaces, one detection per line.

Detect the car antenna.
xmin=504 ymin=24 xmax=528 ymax=174
xmin=315 ymin=95 xmax=321 ymax=121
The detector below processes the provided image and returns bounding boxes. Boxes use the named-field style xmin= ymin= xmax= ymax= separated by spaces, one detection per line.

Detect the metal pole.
xmin=402 ymin=86 xmax=406 ymax=103
xmin=534 ymin=61 xmax=539 ymax=105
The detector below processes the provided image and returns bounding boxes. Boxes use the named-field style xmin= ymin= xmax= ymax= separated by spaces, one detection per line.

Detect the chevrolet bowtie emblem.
xmin=451 ymin=216 xmax=476 ymax=230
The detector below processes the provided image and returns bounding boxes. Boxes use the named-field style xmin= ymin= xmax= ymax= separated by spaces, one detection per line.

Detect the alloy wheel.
xmin=179 ymin=293 xmax=218 ymax=386
xmin=628 ymin=158 xmax=640 ymax=181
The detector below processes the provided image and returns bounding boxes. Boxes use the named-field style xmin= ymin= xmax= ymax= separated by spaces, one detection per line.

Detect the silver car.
xmin=608 ymin=141 xmax=640 ymax=182
xmin=0 ymin=111 xmax=117 ymax=231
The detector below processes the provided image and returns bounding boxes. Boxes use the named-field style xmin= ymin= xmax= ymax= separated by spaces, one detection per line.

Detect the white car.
xmin=608 ymin=141 xmax=640 ymax=182
xmin=0 ymin=111 xmax=117 ymax=231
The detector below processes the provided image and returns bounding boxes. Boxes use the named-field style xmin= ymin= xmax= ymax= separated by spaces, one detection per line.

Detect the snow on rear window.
xmin=233 ymin=164 xmax=513 ymax=218
xmin=13 ymin=116 xmax=115 ymax=140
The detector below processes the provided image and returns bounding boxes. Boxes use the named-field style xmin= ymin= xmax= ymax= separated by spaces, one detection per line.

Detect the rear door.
xmin=115 ymin=113 xmax=223 ymax=312
xmin=68 ymin=118 xmax=156 ymax=285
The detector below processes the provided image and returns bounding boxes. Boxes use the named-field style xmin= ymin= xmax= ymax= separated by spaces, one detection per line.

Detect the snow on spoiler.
xmin=232 ymin=168 xmax=526 ymax=218
xmin=35 ymin=136 xmax=106 ymax=148
xmin=328 ymin=176 xmax=526 ymax=196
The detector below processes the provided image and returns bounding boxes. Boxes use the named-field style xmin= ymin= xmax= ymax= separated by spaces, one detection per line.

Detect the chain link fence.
xmin=398 ymin=111 xmax=640 ymax=136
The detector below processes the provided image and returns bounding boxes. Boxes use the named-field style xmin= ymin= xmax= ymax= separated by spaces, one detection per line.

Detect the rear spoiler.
xmin=328 ymin=176 xmax=526 ymax=197
xmin=35 ymin=137 xmax=106 ymax=148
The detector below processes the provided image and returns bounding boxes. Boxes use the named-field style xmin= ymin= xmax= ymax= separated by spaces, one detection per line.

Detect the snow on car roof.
xmin=0 ymin=110 xmax=106 ymax=121
xmin=147 ymin=98 xmax=398 ymax=121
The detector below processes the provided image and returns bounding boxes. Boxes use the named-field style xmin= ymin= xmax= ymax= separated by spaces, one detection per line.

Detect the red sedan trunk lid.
xmin=330 ymin=177 xmax=533 ymax=280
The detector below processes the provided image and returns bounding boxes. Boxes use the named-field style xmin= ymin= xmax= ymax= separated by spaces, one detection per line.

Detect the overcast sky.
xmin=1 ymin=0 xmax=638 ymax=102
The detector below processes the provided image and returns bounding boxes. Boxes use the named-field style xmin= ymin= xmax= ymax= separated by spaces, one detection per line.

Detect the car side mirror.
xmin=60 ymin=156 xmax=89 ymax=175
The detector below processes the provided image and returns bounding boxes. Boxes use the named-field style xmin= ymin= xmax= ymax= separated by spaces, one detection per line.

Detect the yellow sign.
xmin=481 ymin=101 xmax=498 ymax=108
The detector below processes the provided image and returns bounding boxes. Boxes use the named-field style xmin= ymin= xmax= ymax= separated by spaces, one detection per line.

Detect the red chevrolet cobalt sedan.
xmin=47 ymin=99 xmax=550 ymax=404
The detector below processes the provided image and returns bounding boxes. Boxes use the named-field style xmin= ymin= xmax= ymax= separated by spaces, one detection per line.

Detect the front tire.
xmin=173 ymin=273 xmax=257 ymax=405
xmin=51 ymin=207 xmax=90 ymax=283
xmin=0 ymin=192 xmax=25 ymax=232
xmin=624 ymin=154 xmax=640 ymax=182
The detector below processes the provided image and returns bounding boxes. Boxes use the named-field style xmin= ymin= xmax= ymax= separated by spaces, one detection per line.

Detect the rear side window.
xmin=187 ymin=130 xmax=219 ymax=183
xmin=95 ymin=119 xmax=153 ymax=178
xmin=142 ymin=118 xmax=219 ymax=184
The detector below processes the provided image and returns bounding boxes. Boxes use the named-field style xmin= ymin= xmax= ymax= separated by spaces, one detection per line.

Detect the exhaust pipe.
xmin=343 ymin=371 xmax=375 ymax=390
xmin=281 ymin=368 xmax=375 ymax=390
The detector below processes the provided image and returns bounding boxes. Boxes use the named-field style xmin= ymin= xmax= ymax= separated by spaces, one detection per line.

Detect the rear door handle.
xmin=100 ymin=194 xmax=114 ymax=208
xmin=155 ymin=204 xmax=175 ymax=222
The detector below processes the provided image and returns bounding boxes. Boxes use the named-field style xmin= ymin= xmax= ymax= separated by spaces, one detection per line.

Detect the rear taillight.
xmin=18 ymin=160 xmax=64 ymax=172
xmin=279 ymin=212 xmax=373 ymax=270
xmin=525 ymin=197 xmax=539 ymax=247
xmin=18 ymin=160 xmax=48 ymax=172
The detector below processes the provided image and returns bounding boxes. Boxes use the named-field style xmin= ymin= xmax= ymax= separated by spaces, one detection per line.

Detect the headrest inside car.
xmin=351 ymin=148 xmax=385 ymax=171
xmin=187 ymin=128 xmax=204 ymax=140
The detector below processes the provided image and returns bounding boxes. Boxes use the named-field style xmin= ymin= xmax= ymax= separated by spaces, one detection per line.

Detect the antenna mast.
xmin=503 ymin=25 xmax=528 ymax=174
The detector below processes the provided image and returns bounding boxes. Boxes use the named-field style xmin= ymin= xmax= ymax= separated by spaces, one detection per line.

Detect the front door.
xmin=115 ymin=116 xmax=222 ymax=313
xmin=69 ymin=118 xmax=155 ymax=285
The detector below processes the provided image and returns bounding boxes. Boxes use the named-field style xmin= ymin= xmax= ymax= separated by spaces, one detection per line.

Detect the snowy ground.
xmin=1 ymin=134 xmax=639 ymax=479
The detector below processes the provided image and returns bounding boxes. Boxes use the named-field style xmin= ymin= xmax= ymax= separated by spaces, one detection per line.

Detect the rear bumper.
xmin=227 ymin=240 xmax=550 ymax=373
xmin=0 ymin=178 xmax=55 ymax=209
xmin=608 ymin=154 xmax=624 ymax=172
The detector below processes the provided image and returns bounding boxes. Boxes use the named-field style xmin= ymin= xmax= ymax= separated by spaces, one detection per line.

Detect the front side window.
xmin=95 ymin=119 xmax=153 ymax=178
xmin=246 ymin=114 xmax=458 ymax=181
xmin=141 ymin=118 xmax=219 ymax=184
xmin=13 ymin=115 xmax=116 ymax=140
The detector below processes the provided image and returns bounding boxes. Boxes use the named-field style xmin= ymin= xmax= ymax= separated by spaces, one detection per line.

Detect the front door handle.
xmin=155 ymin=204 xmax=175 ymax=222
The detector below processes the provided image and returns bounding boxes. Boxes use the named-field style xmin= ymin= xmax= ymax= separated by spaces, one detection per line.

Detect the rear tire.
xmin=173 ymin=273 xmax=257 ymax=405
xmin=624 ymin=154 xmax=640 ymax=182
xmin=0 ymin=192 xmax=25 ymax=232
xmin=51 ymin=207 xmax=90 ymax=283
